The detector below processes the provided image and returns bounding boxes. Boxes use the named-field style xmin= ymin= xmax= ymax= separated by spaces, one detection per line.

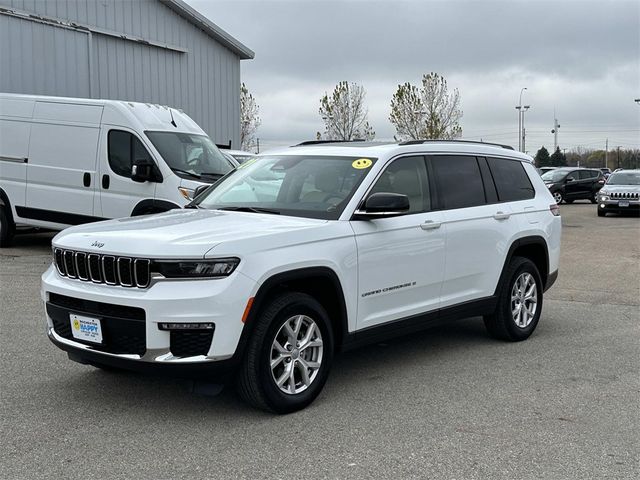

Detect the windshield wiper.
xmin=170 ymin=168 xmax=201 ymax=180
xmin=217 ymin=206 xmax=280 ymax=215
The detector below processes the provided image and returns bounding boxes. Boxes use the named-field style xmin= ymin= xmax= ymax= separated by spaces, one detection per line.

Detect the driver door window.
xmin=107 ymin=130 xmax=153 ymax=178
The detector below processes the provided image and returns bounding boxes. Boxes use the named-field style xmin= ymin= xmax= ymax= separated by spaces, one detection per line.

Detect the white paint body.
xmin=41 ymin=142 xmax=561 ymax=365
xmin=0 ymin=93 xmax=234 ymax=231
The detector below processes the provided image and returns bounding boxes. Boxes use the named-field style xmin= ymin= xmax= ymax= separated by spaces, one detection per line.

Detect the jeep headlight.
xmin=599 ymin=194 xmax=610 ymax=201
xmin=153 ymin=258 xmax=240 ymax=278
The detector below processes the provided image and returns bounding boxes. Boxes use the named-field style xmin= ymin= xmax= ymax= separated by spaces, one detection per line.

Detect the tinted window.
xmin=431 ymin=156 xmax=485 ymax=209
xmin=487 ymin=157 xmax=535 ymax=201
xmin=578 ymin=170 xmax=598 ymax=180
xmin=108 ymin=130 xmax=153 ymax=178
xmin=369 ymin=156 xmax=430 ymax=213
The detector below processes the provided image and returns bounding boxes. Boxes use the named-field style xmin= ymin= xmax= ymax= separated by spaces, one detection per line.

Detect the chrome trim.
xmin=88 ymin=254 xmax=103 ymax=283
xmin=47 ymin=327 xmax=231 ymax=363
xmin=53 ymin=248 xmax=65 ymax=276
xmin=74 ymin=252 xmax=89 ymax=281
xmin=134 ymin=258 xmax=151 ymax=288
xmin=117 ymin=257 xmax=133 ymax=287
xmin=101 ymin=256 xmax=117 ymax=285
xmin=63 ymin=250 xmax=77 ymax=278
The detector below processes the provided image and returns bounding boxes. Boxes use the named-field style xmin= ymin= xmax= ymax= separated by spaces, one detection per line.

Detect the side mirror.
xmin=131 ymin=158 xmax=156 ymax=183
xmin=193 ymin=184 xmax=209 ymax=199
xmin=353 ymin=192 xmax=410 ymax=219
xmin=566 ymin=176 xmax=575 ymax=182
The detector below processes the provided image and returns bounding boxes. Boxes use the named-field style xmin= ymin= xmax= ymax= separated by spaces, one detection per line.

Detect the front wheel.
xmin=484 ymin=257 xmax=543 ymax=341
xmin=237 ymin=292 xmax=334 ymax=413
xmin=552 ymin=191 xmax=563 ymax=204
xmin=597 ymin=208 xmax=606 ymax=217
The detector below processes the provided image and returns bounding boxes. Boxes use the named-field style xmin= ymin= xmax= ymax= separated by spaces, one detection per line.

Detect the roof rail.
xmin=293 ymin=139 xmax=366 ymax=146
xmin=398 ymin=139 xmax=515 ymax=150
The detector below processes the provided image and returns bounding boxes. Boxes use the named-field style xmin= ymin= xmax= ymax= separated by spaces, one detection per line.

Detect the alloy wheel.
xmin=270 ymin=315 xmax=323 ymax=395
xmin=511 ymin=272 xmax=538 ymax=328
xmin=553 ymin=192 xmax=563 ymax=204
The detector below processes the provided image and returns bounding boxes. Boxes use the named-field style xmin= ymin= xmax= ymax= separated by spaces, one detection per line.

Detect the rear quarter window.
xmin=487 ymin=157 xmax=535 ymax=201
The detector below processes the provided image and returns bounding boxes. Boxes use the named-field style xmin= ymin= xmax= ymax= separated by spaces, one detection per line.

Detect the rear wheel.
xmin=0 ymin=205 xmax=15 ymax=247
xmin=484 ymin=257 xmax=543 ymax=341
xmin=552 ymin=191 xmax=563 ymax=204
xmin=237 ymin=292 xmax=334 ymax=413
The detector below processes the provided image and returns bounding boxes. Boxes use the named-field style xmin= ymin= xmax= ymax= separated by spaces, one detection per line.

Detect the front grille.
xmin=170 ymin=331 xmax=214 ymax=357
xmin=47 ymin=294 xmax=146 ymax=356
xmin=54 ymin=248 xmax=150 ymax=288
xmin=610 ymin=192 xmax=639 ymax=199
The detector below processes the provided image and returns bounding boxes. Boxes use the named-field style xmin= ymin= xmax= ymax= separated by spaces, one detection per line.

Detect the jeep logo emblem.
xmin=91 ymin=241 xmax=105 ymax=248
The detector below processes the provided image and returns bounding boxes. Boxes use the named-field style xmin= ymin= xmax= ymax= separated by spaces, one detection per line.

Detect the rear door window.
xmin=487 ymin=157 xmax=535 ymax=201
xmin=430 ymin=156 xmax=486 ymax=209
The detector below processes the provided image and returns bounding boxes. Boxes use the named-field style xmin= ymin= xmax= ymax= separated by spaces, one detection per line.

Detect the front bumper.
xmin=597 ymin=199 xmax=640 ymax=213
xmin=41 ymin=265 xmax=257 ymax=371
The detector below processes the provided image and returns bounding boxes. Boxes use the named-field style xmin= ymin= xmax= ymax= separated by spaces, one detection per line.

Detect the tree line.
xmin=239 ymin=73 xmax=463 ymax=150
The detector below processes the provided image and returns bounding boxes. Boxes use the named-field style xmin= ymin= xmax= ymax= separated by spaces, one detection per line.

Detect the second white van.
xmin=0 ymin=93 xmax=236 ymax=246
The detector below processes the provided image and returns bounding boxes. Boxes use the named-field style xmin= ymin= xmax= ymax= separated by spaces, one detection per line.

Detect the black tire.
xmin=484 ymin=256 xmax=543 ymax=342
xmin=589 ymin=193 xmax=597 ymax=204
xmin=597 ymin=209 xmax=606 ymax=217
xmin=0 ymin=204 xmax=15 ymax=248
xmin=237 ymin=292 xmax=334 ymax=414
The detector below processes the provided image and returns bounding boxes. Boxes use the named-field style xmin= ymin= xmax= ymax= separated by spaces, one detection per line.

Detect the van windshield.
xmin=193 ymin=155 xmax=377 ymax=220
xmin=145 ymin=131 xmax=234 ymax=181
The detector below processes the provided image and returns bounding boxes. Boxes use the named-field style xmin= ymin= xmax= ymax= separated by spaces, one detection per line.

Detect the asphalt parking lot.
xmin=1 ymin=204 xmax=638 ymax=480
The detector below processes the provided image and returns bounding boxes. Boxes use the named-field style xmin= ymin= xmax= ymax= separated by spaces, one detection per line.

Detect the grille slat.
xmin=611 ymin=192 xmax=639 ymax=199
xmin=53 ymin=249 xmax=150 ymax=288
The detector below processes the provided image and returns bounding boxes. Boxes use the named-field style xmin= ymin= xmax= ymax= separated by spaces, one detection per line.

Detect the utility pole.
xmin=521 ymin=105 xmax=530 ymax=153
xmin=605 ymin=139 xmax=608 ymax=169
xmin=256 ymin=138 xmax=260 ymax=153
xmin=551 ymin=111 xmax=560 ymax=151
xmin=617 ymin=146 xmax=620 ymax=169
xmin=516 ymin=87 xmax=527 ymax=151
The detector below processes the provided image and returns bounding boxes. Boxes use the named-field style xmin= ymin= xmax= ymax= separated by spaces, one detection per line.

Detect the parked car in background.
xmin=43 ymin=140 xmax=561 ymax=413
xmin=0 ymin=93 xmax=236 ymax=247
xmin=596 ymin=169 xmax=640 ymax=216
xmin=539 ymin=167 xmax=557 ymax=175
xmin=223 ymin=149 xmax=255 ymax=164
xmin=541 ymin=167 xmax=605 ymax=204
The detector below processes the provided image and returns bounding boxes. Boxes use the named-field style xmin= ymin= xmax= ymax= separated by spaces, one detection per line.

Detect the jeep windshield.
xmin=193 ymin=155 xmax=377 ymax=220
xmin=606 ymin=171 xmax=640 ymax=185
xmin=145 ymin=131 xmax=235 ymax=180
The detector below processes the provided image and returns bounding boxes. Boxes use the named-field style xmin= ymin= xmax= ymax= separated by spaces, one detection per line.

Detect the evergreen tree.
xmin=550 ymin=147 xmax=567 ymax=167
xmin=534 ymin=146 xmax=551 ymax=167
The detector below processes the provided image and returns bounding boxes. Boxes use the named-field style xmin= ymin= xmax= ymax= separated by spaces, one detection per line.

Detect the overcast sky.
xmin=188 ymin=0 xmax=639 ymax=153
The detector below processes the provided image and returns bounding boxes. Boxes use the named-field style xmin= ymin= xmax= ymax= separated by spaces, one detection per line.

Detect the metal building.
xmin=0 ymin=0 xmax=254 ymax=147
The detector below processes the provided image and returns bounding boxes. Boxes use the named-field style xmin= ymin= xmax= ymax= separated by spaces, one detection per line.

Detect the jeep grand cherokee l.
xmin=42 ymin=140 xmax=561 ymax=413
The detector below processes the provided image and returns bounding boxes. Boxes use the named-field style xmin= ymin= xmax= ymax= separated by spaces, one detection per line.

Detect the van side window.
xmin=487 ymin=157 xmax=535 ymax=201
xmin=430 ymin=155 xmax=485 ymax=209
xmin=108 ymin=130 xmax=153 ymax=178
xmin=369 ymin=156 xmax=430 ymax=213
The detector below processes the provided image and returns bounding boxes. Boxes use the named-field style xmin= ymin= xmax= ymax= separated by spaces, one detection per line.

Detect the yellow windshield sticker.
xmin=352 ymin=158 xmax=373 ymax=169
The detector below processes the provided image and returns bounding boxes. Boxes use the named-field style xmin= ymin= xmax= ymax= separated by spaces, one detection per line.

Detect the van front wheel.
xmin=0 ymin=205 xmax=15 ymax=247
xmin=237 ymin=292 xmax=334 ymax=413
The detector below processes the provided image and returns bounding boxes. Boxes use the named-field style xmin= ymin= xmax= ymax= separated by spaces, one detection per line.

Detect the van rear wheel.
xmin=0 ymin=205 xmax=15 ymax=247
xmin=237 ymin=292 xmax=334 ymax=413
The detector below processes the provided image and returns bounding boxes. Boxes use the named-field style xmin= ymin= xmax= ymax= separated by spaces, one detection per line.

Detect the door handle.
xmin=83 ymin=172 xmax=91 ymax=187
xmin=493 ymin=211 xmax=511 ymax=220
xmin=102 ymin=174 xmax=110 ymax=189
xmin=420 ymin=220 xmax=442 ymax=230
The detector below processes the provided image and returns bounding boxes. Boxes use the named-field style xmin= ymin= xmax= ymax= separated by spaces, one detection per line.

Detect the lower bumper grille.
xmin=47 ymin=294 xmax=146 ymax=356
xmin=170 ymin=331 xmax=214 ymax=357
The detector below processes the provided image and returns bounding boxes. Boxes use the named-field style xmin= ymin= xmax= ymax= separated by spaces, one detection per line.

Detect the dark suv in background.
xmin=541 ymin=168 xmax=605 ymax=204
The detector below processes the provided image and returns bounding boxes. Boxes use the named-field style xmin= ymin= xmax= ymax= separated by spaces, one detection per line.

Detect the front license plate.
xmin=70 ymin=313 xmax=103 ymax=344
xmin=619 ymin=200 xmax=630 ymax=207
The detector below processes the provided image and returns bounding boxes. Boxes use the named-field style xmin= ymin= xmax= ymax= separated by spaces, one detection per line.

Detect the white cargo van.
xmin=0 ymin=93 xmax=236 ymax=246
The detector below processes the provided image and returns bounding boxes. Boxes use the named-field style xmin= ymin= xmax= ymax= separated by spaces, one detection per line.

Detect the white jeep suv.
xmin=42 ymin=140 xmax=561 ymax=413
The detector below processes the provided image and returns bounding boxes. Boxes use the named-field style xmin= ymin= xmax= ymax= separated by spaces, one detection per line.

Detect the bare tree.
xmin=389 ymin=72 xmax=462 ymax=140
xmin=240 ymin=83 xmax=261 ymax=151
xmin=319 ymin=81 xmax=375 ymax=141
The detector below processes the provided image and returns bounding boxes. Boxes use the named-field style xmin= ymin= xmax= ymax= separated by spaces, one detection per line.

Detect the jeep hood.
xmin=52 ymin=209 xmax=328 ymax=258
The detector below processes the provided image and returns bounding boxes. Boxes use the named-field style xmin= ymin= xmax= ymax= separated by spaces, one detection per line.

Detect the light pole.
xmin=516 ymin=87 xmax=527 ymax=151
xmin=521 ymin=105 xmax=530 ymax=153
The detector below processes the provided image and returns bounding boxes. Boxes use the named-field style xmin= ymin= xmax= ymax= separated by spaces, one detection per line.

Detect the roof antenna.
xmin=169 ymin=108 xmax=177 ymax=128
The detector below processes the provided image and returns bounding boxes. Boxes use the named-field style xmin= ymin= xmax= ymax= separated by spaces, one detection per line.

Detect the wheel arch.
xmin=494 ymin=236 xmax=550 ymax=295
xmin=0 ymin=188 xmax=16 ymax=225
xmin=238 ymin=267 xmax=349 ymax=358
